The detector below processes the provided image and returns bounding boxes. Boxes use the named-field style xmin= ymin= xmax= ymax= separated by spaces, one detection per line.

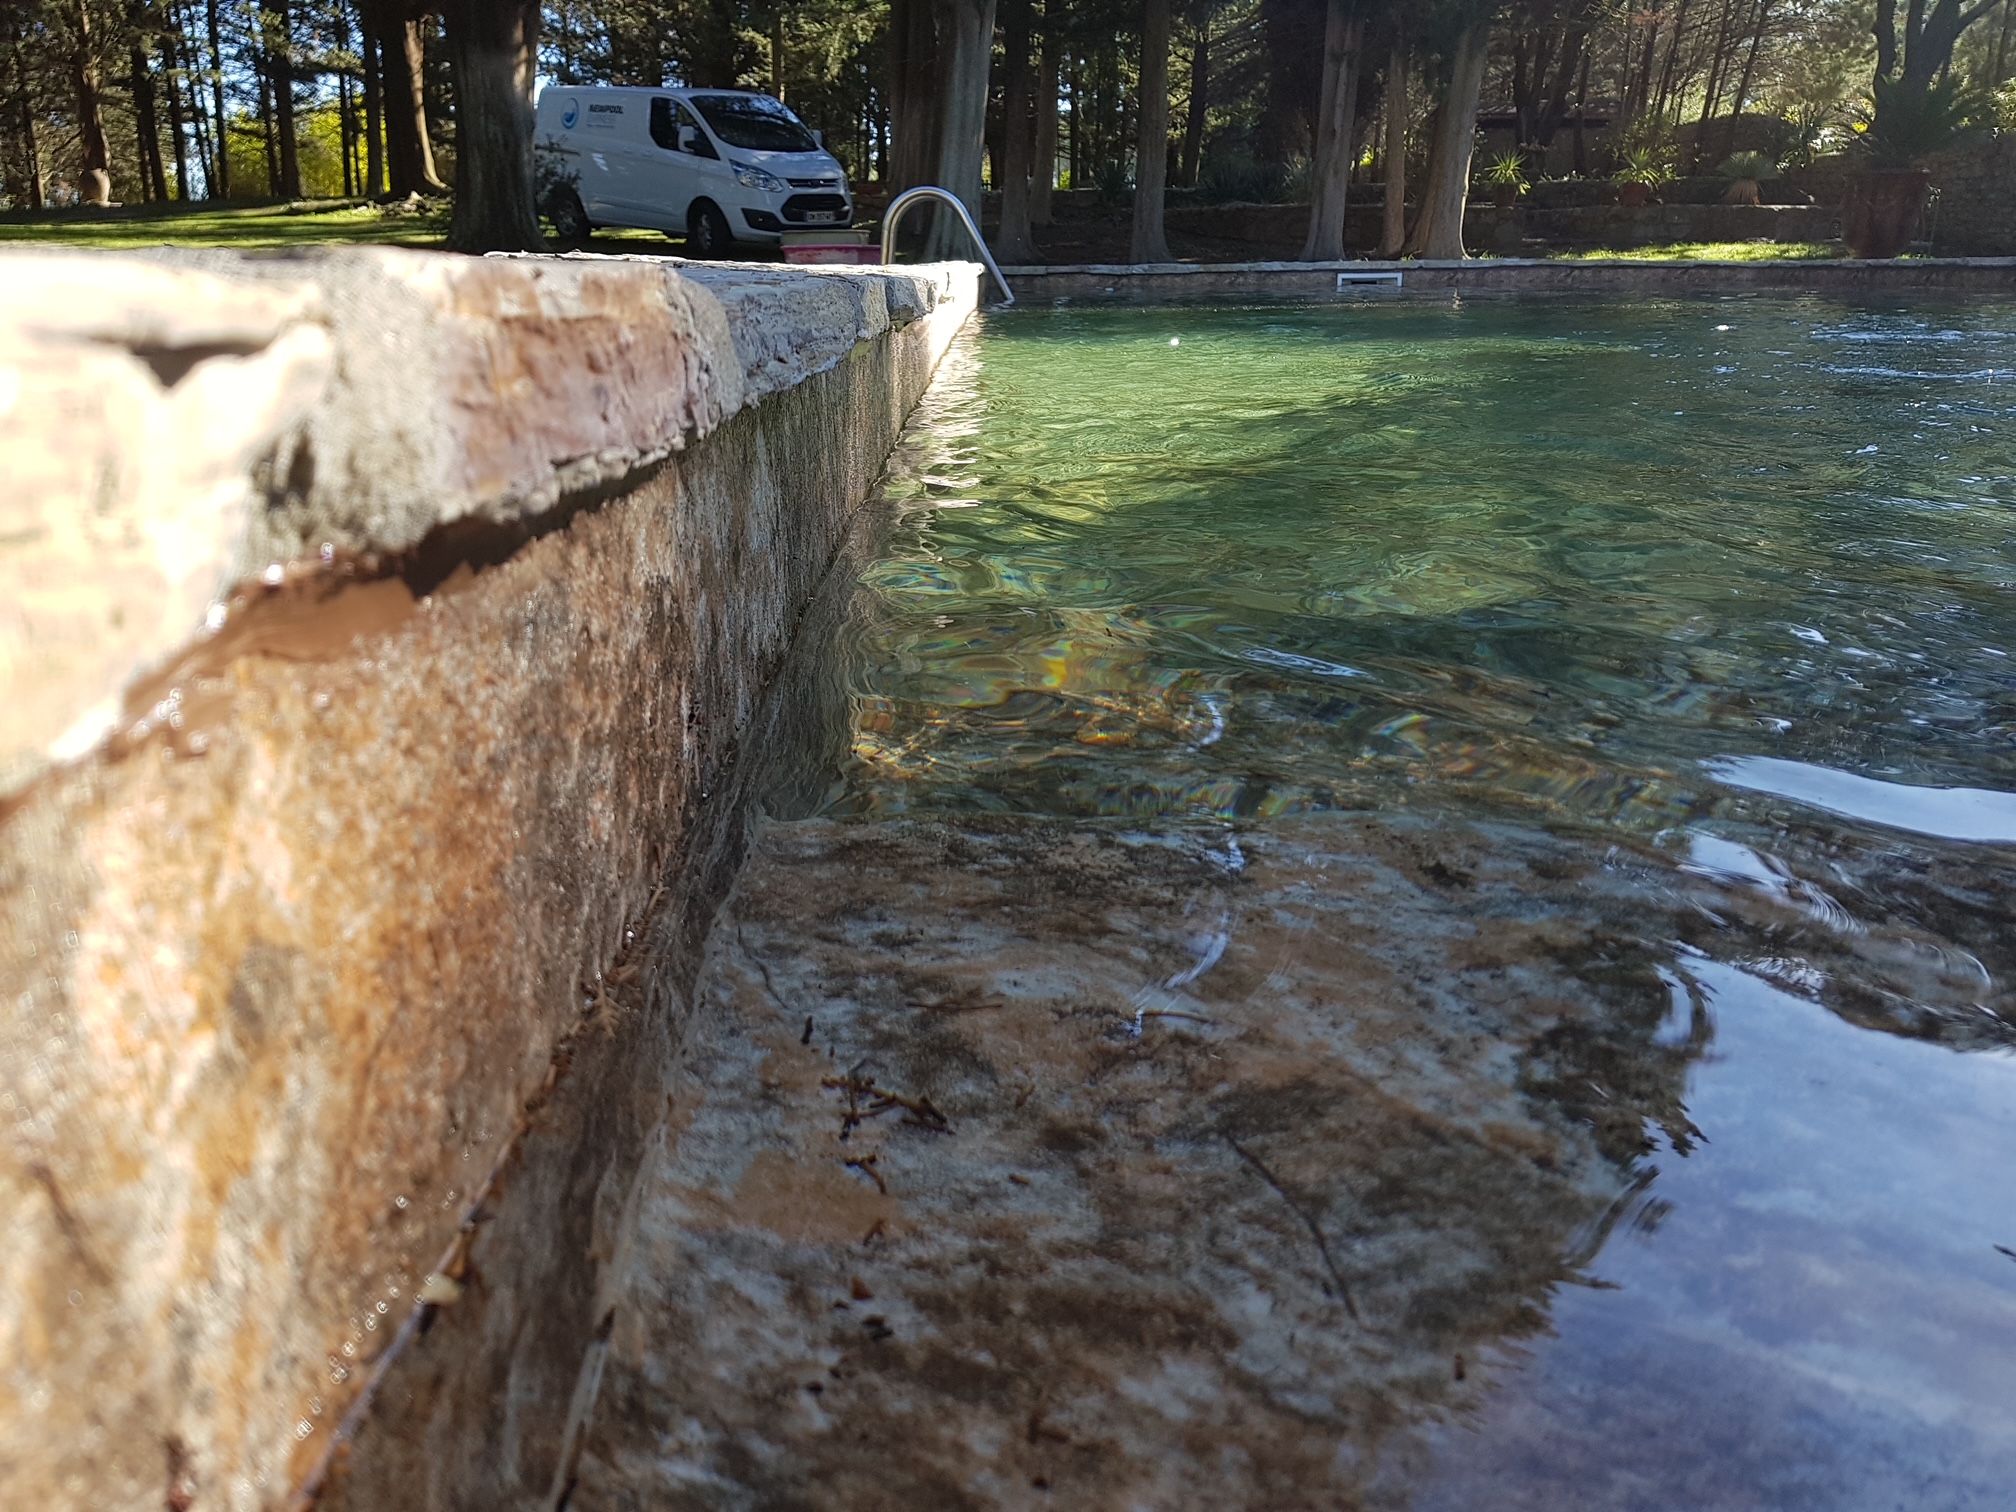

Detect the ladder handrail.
xmin=880 ymin=186 xmax=1016 ymax=305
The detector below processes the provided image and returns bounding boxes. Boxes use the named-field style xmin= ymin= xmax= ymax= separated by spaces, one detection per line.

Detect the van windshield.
xmin=690 ymin=93 xmax=818 ymax=154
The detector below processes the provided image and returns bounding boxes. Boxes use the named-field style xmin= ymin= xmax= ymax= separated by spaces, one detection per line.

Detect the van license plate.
xmin=804 ymin=211 xmax=841 ymax=224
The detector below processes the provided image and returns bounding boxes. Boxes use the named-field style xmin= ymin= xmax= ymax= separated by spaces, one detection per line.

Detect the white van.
xmin=535 ymin=85 xmax=853 ymax=256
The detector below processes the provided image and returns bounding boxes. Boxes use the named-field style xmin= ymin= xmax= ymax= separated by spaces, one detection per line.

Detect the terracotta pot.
xmin=1617 ymin=181 xmax=1652 ymax=208
xmin=1842 ymin=168 xmax=1931 ymax=259
xmin=1491 ymin=184 xmax=1519 ymax=210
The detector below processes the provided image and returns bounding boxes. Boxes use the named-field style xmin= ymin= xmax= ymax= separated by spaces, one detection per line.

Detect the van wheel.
xmin=687 ymin=201 xmax=733 ymax=259
xmin=546 ymin=189 xmax=590 ymax=251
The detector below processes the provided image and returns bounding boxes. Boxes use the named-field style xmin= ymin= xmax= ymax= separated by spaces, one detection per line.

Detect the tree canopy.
xmin=3 ymin=0 xmax=2010 ymax=253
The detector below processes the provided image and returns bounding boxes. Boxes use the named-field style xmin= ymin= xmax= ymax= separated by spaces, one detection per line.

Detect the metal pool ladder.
xmin=881 ymin=186 xmax=1016 ymax=305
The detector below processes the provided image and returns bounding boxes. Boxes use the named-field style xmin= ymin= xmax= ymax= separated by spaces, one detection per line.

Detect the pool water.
xmin=696 ymin=298 xmax=2016 ymax=1507
xmin=825 ymin=300 xmax=2016 ymax=839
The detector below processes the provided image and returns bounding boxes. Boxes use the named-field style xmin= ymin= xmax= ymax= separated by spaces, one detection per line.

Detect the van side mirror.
xmin=813 ymin=129 xmax=824 ymax=148
xmin=678 ymin=125 xmax=702 ymax=154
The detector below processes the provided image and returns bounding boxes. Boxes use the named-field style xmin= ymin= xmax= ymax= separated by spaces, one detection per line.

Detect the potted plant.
xmin=1482 ymin=151 xmax=1529 ymax=210
xmin=1612 ymin=147 xmax=1674 ymax=207
xmin=1844 ymin=75 xmax=1975 ymax=258
xmin=1717 ymin=150 xmax=1777 ymax=206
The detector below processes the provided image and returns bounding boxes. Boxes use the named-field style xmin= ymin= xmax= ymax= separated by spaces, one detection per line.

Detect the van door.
xmin=646 ymin=96 xmax=732 ymax=232
xmin=568 ymin=92 xmax=636 ymax=220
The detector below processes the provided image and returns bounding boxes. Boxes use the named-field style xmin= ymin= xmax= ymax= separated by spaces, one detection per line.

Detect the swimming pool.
xmin=582 ymin=297 xmax=2016 ymax=1507
xmin=826 ymin=299 xmax=2015 ymax=835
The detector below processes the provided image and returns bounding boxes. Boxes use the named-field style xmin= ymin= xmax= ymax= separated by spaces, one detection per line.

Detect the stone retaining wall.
xmin=1004 ymin=256 xmax=2016 ymax=304
xmin=0 ymin=249 xmax=977 ymax=1511
xmin=1929 ymin=136 xmax=2016 ymax=257
xmin=1153 ymin=200 xmax=1839 ymax=254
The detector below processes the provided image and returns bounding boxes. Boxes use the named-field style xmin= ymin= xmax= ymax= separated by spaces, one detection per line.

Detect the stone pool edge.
xmin=0 ymin=250 xmax=979 ymax=1511
xmin=1003 ymin=255 xmax=2016 ymax=303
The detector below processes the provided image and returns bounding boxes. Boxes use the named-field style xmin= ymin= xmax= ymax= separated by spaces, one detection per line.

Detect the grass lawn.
xmin=0 ymin=199 xmax=455 ymax=249
xmin=1551 ymin=240 xmax=1845 ymax=261
xmin=0 ymin=197 xmax=672 ymax=253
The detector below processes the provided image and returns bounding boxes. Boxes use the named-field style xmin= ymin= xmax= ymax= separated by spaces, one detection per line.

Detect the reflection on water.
xmin=744 ymin=298 xmax=2016 ymax=1504
xmin=1392 ymin=958 xmax=2016 ymax=1512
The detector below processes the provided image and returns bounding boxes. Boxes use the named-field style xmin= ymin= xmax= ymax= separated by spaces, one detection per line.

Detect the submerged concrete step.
xmin=569 ymin=811 xmax=2010 ymax=1510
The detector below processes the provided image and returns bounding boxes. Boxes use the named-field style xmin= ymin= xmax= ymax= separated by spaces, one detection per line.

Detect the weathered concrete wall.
xmin=0 ymin=248 xmax=977 ymax=1511
xmin=1005 ymin=256 xmax=2016 ymax=304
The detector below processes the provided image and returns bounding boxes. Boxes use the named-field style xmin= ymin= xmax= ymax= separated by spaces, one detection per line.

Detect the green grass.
xmin=0 ymin=197 xmax=670 ymax=252
xmin=0 ymin=198 xmax=453 ymax=249
xmin=1552 ymin=240 xmax=1844 ymax=262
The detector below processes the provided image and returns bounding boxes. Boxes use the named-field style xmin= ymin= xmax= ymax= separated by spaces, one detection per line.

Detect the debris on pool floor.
xmin=570 ymin=814 xmax=2016 ymax=1511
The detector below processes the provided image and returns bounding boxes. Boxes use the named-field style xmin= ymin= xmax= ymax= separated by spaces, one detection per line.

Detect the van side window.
xmin=649 ymin=97 xmax=680 ymax=151
xmin=650 ymin=98 xmax=718 ymax=159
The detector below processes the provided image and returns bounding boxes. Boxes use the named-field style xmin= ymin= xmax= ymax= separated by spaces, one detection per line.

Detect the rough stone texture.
xmin=1154 ymin=199 xmax=1838 ymax=255
xmin=1928 ymin=137 xmax=2016 ymax=258
xmin=570 ymin=811 xmax=2013 ymax=1509
xmin=0 ymin=248 xmax=969 ymax=797
xmin=0 ymin=251 xmax=977 ymax=1512
xmin=0 ymin=258 xmax=334 ymax=789
xmin=1004 ymin=256 xmax=2016 ymax=304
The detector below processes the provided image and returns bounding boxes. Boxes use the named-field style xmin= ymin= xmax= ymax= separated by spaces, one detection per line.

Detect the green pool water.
xmin=825 ymin=298 xmax=2016 ymax=840
xmin=755 ymin=296 xmax=2016 ymax=1504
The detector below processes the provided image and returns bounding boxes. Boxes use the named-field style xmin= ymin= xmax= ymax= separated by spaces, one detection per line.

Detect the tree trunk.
xmin=1572 ymin=44 xmax=1592 ymax=175
xmin=1722 ymin=0 xmax=1773 ymax=160
xmin=1533 ymin=21 xmax=1589 ymax=148
xmin=1403 ymin=19 xmax=1488 ymax=261
xmin=1066 ymin=52 xmax=1082 ymax=191
xmin=1299 ymin=1 xmax=1364 ymax=261
xmin=924 ymin=0 xmax=997 ymax=258
xmin=161 ymin=21 xmax=190 ymax=200
xmin=996 ymin=0 xmax=1040 ymax=262
xmin=1377 ymin=41 xmax=1408 ymax=258
xmin=268 ymin=1 xmax=301 ymax=198
xmin=71 ymin=1 xmax=116 ymax=205
xmin=6 ymin=4 xmax=44 ymax=209
xmin=771 ymin=9 xmax=786 ymax=100
xmin=1875 ymin=0 xmax=1899 ymax=78
xmin=259 ymin=65 xmax=279 ymax=196
xmin=206 ymin=0 xmax=228 ymax=198
xmin=130 ymin=16 xmax=169 ymax=203
xmin=168 ymin=0 xmax=214 ymax=197
xmin=443 ymin=0 xmax=544 ymax=253
xmin=1130 ymin=0 xmax=1174 ymax=262
xmin=1180 ymin=17 xmax=1209 ymax=188
xmin=1692 ymin=0 xmax=1737 ymax=169
xmin=1650 ymin=0 xmax=1693 ymax=124
xmin=1032 ymin=20 xmax=1058 ymax=220
xmin=887 ymin=0 xmax=940 ymax=194
xmin=338 ymin=63 xmax=355 ymax=197
xmin=1259 ymin=0 xmax=1322 ymax=174
xmin=364 ymin=11 xmax=385 ymax=198
xmin=380 ymin=13 xmax=445 ymax=195
xmin=1628 ymin=13 xmax=1661 ymax=120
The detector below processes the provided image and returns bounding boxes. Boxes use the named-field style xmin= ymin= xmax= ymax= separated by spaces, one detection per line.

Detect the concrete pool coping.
xmin=0 ymin=248 xmax=980 ymax=1510
xmin=1002 ymin=256 xmax=2016 ymax=303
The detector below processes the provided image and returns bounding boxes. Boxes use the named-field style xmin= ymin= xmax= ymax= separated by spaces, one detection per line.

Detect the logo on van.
xmin=560 ymin=96 xmax=579 ymax=129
